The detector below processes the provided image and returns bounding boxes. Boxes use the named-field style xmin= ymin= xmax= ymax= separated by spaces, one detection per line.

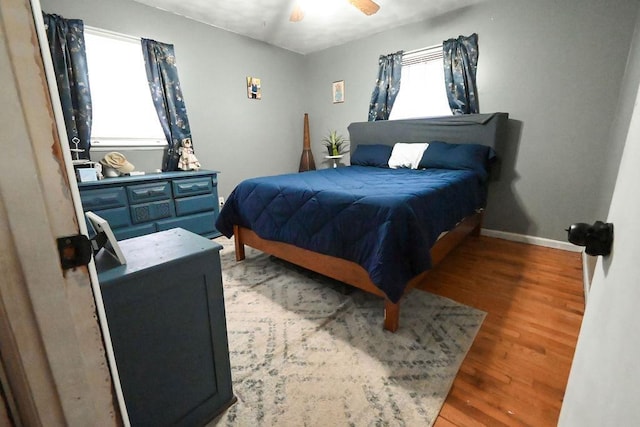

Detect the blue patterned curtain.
xmin=368 ymin=51 xmax=403 ymax=121
xmin=43 ymin=13 xmax=92 ymax=160
xmin=443 ymin=33 xmax=479 ymax=115
xmin=141 ymin=39 xmax=192 ymax=171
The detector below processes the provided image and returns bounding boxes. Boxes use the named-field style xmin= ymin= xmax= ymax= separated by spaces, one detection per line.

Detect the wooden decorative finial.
xmin=298 ymin=113 xmax=316 ymax=172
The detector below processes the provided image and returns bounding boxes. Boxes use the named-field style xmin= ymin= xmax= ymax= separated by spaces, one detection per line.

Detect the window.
xmin=84 ymin=27 xmax=166 ymax=147
xmin=389 ymin=45 xmax=452 ymax=120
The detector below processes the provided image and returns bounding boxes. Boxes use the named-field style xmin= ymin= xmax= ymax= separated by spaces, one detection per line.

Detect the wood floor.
xmin=415 ymin=235 xmax=585 ymax=427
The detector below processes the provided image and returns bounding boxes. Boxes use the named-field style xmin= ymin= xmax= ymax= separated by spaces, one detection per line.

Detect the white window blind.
xmin=84 ymin=27 xmax=166 ymax=147
xmin=389 ymin=45 xmax=452 ymax=120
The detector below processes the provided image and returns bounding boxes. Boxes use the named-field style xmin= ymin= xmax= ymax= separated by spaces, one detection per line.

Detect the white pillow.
xmin=388 ymin=143 xmax=429 ymax=169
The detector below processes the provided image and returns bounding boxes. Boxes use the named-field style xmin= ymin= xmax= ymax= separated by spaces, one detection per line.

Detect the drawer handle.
xmin=181 ymin=184 xmax=208 ymax=192
xmin=135 ymin=187 xmax=166 ymax=198
xmin=95 ymin=196 xmax=118 ymax=204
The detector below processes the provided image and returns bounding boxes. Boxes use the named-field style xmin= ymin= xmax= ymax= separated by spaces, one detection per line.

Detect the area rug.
xmin=208 ymin=237 xmax=485 ymax=427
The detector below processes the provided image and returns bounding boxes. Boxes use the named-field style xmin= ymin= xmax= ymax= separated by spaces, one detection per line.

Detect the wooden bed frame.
xmin=229 ymin=113 xmax=508 ymax=332
xmin=233 ymin=210 xmax=483 ymax=332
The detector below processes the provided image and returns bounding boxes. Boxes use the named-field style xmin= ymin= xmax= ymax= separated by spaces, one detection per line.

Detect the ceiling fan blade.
xmin=290 ymin=0 xmax=379 ymax=22
xmin=290 ymin=3 xmax=304 ymax=22
xmin=348 ymin=0 xmax=380 ymax=16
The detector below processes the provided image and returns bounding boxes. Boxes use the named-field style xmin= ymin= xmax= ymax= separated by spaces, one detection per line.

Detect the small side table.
xmin=325 ymin=154 xmax=344 ymax=168
xmin=96 ymin=228 xmax=235 ymax=426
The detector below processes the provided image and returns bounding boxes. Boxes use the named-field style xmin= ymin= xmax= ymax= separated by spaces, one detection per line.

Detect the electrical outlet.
xmin=218 ymin=196 xmax=225 ymax=208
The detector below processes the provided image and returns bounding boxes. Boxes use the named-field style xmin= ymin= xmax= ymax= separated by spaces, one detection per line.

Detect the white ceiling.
xmin=132 ymin=0 xmax=483 ymax=55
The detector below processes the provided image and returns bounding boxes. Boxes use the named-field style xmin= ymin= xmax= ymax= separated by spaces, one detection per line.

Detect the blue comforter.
xmin=216 ymin=166 xmax=486 ymax=303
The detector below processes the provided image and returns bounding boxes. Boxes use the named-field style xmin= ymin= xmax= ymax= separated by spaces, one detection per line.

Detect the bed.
xmin=216 ymin=113 xmax=508 ymax=332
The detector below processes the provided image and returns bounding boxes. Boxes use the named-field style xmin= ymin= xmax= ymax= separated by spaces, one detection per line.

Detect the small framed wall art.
xmin=247 ymin=76 xmax=262 ymax=99
xmin=332 ymin=80 xmax=344 ymax=103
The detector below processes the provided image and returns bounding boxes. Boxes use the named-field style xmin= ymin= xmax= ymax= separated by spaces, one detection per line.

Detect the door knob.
xmin=566 ymin=221 xmax=614 ymax=256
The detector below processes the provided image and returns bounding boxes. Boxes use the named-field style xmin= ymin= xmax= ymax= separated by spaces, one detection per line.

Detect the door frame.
xmin=0 ymin=0 xmax=126 ymax=424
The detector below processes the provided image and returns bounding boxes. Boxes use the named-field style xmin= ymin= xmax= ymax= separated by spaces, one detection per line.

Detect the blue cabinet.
xmin=79 ymin=170 xmax=221 ymax=240
xmin=95 ymin=229 xmax=235 ymax=426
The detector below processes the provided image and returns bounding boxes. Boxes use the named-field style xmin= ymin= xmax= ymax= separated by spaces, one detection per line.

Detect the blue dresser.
xmin=78 ymin=170 xmax=221 ymax=240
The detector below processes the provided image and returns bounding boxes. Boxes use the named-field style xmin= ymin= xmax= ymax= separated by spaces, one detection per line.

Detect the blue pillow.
xmin=351 ymin=144 xmax=393 ymax=168
xmin=419 ymin=141 xmax=496 ymax=180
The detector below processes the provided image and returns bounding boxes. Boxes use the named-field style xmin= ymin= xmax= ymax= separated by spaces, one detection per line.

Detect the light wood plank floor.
xmin=416 ymin=236 xmax=584 ymax=427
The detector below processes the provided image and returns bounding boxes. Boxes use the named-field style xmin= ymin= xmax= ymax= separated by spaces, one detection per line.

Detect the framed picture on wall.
xmin=332 ymin=80 xmax=344 ymax=103
xmin=247 ymin=76 xmax=262 ymax=99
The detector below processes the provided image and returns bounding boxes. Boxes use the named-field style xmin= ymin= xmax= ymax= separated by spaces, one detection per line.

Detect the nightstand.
xmin=95 ymin=228 xmax=235 ymax=426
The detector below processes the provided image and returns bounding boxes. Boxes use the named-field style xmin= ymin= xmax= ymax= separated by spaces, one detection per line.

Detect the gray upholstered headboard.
xmin=347 ymin=113 xmax=509 ymax=152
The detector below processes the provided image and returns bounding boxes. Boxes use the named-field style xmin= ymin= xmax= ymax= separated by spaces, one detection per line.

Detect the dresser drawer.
xmin=127 ymin=182 xmax=171 ymax=204
xmin=81 ymin=187 xmax=127 ymax=210
xmin=157 ymin=211 xmax=216 ymax=236
xmin=175 ymin=194 xmax=216 ymax=216
xmin=130 ymin=200 xmax=175 ymax=224
xmin=172 ymin=177 xmax=213 ymax=198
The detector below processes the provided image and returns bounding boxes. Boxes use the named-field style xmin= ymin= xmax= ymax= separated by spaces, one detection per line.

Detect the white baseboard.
xmin=581 ymin=251 xmax=597 ymax=304
xmin=480 ymin=228 xmax=582 ymax=252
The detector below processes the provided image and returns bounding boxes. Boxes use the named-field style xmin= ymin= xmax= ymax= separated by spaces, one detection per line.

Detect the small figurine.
xmin=177 ymin=138 xmax=201 ymax=171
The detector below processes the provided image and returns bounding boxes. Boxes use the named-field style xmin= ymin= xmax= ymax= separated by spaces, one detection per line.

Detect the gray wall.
xmin=304 ymin=0 xmax=640 ymax=241
xmin=42 ymin=0 xmax=640 ymax=242
xmin=41 ymin=0 xmax=307 ymax=200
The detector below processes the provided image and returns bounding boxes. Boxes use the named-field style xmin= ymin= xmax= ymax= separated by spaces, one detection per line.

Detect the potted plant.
xmin=322 ymin=130 xmax=349 ymax=156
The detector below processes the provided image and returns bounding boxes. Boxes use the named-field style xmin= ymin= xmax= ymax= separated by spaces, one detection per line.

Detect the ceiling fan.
xmin=290 ymin=0 xmax=380 ymax=22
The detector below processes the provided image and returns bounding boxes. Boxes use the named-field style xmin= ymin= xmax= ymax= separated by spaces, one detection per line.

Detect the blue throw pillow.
xmin=351 ymin=144 xmax=393 ymax=168
xmin=419 ymin=141 xmax=496 ymax=180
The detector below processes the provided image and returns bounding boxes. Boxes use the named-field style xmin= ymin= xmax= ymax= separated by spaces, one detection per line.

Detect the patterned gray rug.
xmin=209 ymin=237 xmax=485 ymax=427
